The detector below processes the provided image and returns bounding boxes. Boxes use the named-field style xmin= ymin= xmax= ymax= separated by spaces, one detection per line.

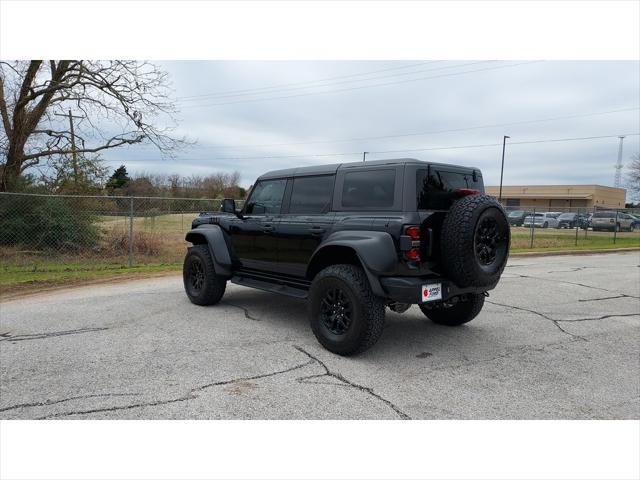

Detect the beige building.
xmin=485 ymin=185 xmax=626 ymax=209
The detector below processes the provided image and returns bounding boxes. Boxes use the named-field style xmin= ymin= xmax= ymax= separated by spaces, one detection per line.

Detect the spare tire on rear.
xmin=440 ymin=194 xmax=510 ymax=288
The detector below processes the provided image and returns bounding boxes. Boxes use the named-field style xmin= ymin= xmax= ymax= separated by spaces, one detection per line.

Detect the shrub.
xmin=0 ymin=195 xmax=99 ymax=250
xmin=101 ymin=229 xmax=163 ymax=256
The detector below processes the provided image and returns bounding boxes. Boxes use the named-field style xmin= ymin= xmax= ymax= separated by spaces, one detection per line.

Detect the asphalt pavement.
xmin=1 ymin=252 xmax=638 ymax=419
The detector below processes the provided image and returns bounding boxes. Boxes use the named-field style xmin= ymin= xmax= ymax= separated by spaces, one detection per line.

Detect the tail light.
xmin=454 ymin=188 xmax=480 ymax=197
xmin=402 ymin=225 xmax=422 ymax=262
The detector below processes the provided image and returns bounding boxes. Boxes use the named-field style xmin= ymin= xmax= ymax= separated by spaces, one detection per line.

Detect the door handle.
xmin=262 ymin=224 xmax=275 ymax=233
xmin=309 ymin=226 xmax=326 ymax=235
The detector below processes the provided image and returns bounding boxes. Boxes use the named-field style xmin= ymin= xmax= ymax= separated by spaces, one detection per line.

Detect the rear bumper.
xmin=379 ymin=276 xmax=497 ymax=304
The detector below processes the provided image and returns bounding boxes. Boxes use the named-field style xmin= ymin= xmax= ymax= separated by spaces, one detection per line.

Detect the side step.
xmin=231 ymin=275 xmax=309 ymax=299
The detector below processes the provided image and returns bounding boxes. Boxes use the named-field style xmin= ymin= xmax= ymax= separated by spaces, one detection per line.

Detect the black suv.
xmin=183 ymin=159 xmax=510 ymax=355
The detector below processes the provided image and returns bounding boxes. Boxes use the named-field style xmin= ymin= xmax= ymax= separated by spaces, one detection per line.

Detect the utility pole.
xmin=54 ymin=110 xmax=84 ymax=191
xmin=498 ymin=135 xmax=510 ymax=204
xmin=614 ymin=135 xmax=625 ymax=188
xmin=363 ymin=151 xmax=368 ymax=162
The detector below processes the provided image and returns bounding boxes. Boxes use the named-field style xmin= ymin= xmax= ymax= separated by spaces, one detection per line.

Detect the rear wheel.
xmin=183 ymin=244 xmax=227 ymax=306
xmin=309 ymin=264 xmax=385 ymax=356
xmin=419 ymin=293 xmax=485 ymax=326
xmin=543 ymin=221 xmax=549 ymax=228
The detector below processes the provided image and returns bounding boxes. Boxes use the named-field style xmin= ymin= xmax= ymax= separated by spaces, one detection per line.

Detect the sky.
xmin=102 ymin=60 xmax=640 ymax=189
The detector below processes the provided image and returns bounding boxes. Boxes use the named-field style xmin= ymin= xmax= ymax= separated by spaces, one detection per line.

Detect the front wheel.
xmin=309 ymin=264 xmax=385 ymax=356
xmin=183 ymin=244 xmax=227 ymax=306
xmin=419 ymin=293 xmax=485 ymax=326
xmin=543 ymin=222 xmax=549 ymax=228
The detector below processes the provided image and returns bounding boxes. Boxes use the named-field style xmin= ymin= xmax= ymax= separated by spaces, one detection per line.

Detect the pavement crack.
xmin=555 ymin=313 xmax=639 ymax=323
xmin=506 ymin=273 xmax=640 ymax=298
xmin=293 ymin=345 xmax=411 ymax=420
xmin=578 ymin=295 xmax=634 ymax=302
xmin=0 ymin=393 xmax=141 ymax=413
xmin=0 ymin=327 xmax=108 ymax=342
xmin=487 ymin=300 xmax=587 ymax=341
xmin=191 ymin=360 xmax=314 ymax=393
xmin=35 ymin=360 xmax=314 ymax=419
xmin=222 ymin=301 xmax=261 ymax=321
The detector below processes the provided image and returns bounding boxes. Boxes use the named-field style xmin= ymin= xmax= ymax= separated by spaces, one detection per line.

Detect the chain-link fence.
xmin=0 ymin=192 xmax=244 ymax=280
xmin=1 ymin=192 xmax=639 ymax=283
xmin=503 ymin=205 xmax=640 ymax=251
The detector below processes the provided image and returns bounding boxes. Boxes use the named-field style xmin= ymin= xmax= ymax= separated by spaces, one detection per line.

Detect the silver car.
xmin=522 ymin=212 xmax=560 ymax=228
xmin=592 ymin=211 xmax=635 ymax=232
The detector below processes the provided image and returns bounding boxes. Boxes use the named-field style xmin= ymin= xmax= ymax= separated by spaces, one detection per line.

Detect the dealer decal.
xmin=421 ymin=283 xmax=443 ymax=302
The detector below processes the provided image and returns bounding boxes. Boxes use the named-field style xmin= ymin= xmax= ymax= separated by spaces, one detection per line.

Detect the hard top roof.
xmin=257 ymin=158 xmax=481 ymax=180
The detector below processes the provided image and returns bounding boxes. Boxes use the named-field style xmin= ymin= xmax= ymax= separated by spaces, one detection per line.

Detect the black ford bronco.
xmin=183 ymin=159 xmax=510 ymax=355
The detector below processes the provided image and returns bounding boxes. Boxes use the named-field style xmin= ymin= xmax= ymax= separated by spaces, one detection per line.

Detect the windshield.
xmin=558 ymin=213 xmax=576 ymax=220
xmin=508 ymin=210 xmax=524 ymax=217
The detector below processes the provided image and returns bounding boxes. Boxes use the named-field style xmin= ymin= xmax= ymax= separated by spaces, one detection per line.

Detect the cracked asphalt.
xmin=1 ymin=252 xmax=638 ymax=419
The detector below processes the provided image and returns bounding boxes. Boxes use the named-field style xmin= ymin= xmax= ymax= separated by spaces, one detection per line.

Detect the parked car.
xmin=628 ymin=214 xmax=640 ymax=230
xmin=556 ymin=212 xmax=589 ymax=229
xmin=182 ymin=159 xmax=510 ymax=355
xmin=507 ymin=210 xmax=531 ymax=227
xmin=522 ymin=212 xmax=560 ymax=228
xmin=591 ymin=211 xmax=635 ymax=232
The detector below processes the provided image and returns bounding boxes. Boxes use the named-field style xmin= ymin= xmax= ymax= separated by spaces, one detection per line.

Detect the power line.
xmin=176 ymin=60 xmax=445 ymax=100
xmin=147 ymin=133 xmax=639 ymax=162
xmin=183 ymin=61 xmax=543 ymax=108
xmin=177 ymin=61 xmax=490 ymax=102
xmin=204 ymin=106 xmax=640 ymax=149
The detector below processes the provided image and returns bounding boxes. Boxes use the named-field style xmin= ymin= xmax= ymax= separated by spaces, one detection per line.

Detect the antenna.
xmin=614 ymin=136 xmax=625 ymax=188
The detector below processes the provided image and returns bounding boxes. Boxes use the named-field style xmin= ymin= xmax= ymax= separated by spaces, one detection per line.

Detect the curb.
xmin=510 ymin=247 xmax=640 ymax=258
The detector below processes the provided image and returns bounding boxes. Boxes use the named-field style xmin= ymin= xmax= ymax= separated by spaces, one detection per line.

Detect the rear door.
xmin=276 ymin=174 xmax=336 ymax=277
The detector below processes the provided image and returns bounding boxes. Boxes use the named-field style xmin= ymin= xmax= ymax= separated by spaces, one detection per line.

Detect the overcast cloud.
xmin=102 ymin=60 xmax=639 ymax=188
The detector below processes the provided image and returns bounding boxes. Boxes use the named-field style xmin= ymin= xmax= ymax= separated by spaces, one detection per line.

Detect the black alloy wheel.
xmin=474 ymin=216 xmax=501 ymax=266
xmin=319 ymin=287 xmax=353 ymax=335
xmin=188 ymin=257 xmax=205 ymax=295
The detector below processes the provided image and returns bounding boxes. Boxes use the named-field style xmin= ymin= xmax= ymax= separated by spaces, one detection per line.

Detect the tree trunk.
xmin=1 ymin=137 xmax=27 ymax=192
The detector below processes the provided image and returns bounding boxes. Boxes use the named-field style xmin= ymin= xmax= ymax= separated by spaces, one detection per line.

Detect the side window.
xmin=342 ymin=169 xmax=395 ymax=208
xmin=244 ymin=179 xmax=286 ymax=215
xmin=289 ymin=175 xmax=335 ymax=214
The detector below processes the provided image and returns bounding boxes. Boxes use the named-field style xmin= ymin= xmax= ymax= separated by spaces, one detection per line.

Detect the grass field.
xmin=1 ymin=213 xmax=638 ymax=297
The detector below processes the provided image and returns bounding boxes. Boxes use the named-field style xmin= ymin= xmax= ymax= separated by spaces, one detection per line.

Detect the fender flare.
xmin=308 ymin=230 xmax=397 ymax=297
xmin=185 ymin=225 xmax=232 ymax=277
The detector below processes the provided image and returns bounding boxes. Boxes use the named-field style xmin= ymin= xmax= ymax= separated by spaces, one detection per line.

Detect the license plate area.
xmin=421 ymin=283 xmax=443 ymax=302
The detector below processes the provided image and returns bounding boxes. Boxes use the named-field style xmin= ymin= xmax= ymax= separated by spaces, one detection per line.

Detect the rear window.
xmin=593 ymin=211 xmax=616 ymax=218
xmin=342 ymin=169 xmax=395 ymax=208
xmin=417 ymin=168 xmax=484 ymax=210
xmin=508 ymin=210 xmax=525 ymax=217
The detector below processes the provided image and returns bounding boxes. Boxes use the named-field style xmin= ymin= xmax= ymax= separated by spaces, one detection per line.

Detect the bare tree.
xmin=626 ymin=153 xmax=640 ymax=202
xmin=0 ymin=60 xmax=186 ymax=191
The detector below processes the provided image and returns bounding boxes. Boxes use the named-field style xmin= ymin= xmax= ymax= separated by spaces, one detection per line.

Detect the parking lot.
xmin=1 ymin=252 xmax=638 ymax=420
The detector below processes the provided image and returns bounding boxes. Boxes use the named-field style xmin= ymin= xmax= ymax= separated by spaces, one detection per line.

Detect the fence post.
xmin=128 ymin=196 xmax=134 ymax=267
xmin=613 ymin=209 xmax=619 ymax=244
xmin=530 ymin=207 xmax=536 ymax=249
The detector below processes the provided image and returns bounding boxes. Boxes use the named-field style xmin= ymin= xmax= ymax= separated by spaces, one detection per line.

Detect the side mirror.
xmin=221 ymin=198 xmax=236 ymax=214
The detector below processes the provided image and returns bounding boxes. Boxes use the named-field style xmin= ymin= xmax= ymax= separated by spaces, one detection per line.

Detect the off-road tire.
xmin=419 ymin=293 xmax=485 ymax=326
xmin=309 ymin=264 xmax=385 ymax=356
xmin=183 ymin=244 xmax=227 ymax=306
xmin=440 ymin=194 xmax=510 ymax=288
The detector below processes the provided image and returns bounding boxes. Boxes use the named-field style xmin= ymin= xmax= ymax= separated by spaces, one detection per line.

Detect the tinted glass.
xmin=289 ymin=175 xmax=335 ymax=214
xmin=244 ymin=179 xmax=286 ymax=214
xmin=342 ymin=169 xmax=395 ymax=208
xmin=593 ymin=211 xmax=616 ymax=218
xmin=558 ymin=213 xmax=576 ymax=219
xmin=417 ymin=168 xmax=483 ymax=210
xmin=508 ymin=210 xmax=525 ymax=217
